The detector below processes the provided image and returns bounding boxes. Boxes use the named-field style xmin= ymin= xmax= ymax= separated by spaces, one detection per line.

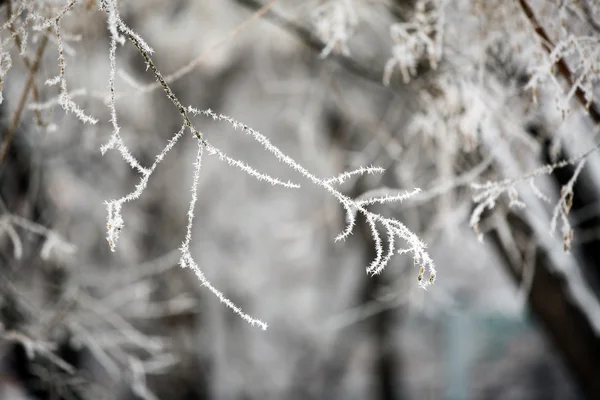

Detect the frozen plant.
xmin=312 ymin=0 xmax=359 ymax=58
xmin=384 ymin=0 xmax=445 ymax=85
xmin=94 ymin=1 xmax=435 ymax=330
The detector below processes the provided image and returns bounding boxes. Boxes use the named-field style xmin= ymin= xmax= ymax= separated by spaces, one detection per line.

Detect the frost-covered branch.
xmin=100 ymin=3 xmax=433 ymax=331
xmin=550 ymin=159 xmax=586 ymax=252
xmin=384 ymin=0 xmax=445 ymax=85
xmin=41 ymin=0 xmax=98 ymax=124
xmin=187 ymin=107 xmax=436 ymax=287
xmin=470 ymin=142 xmax=600 ymax=242
xmin=519 ymin=0 xmax=600 ymax=122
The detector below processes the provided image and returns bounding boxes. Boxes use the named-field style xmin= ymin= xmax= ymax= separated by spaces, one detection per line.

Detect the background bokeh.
xmin=1 ymin=1 xmax=599 ymax=399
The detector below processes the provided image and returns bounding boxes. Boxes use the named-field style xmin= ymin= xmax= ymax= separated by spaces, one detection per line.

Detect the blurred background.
xmin=1 ymin=0 xmax=599 ymax=399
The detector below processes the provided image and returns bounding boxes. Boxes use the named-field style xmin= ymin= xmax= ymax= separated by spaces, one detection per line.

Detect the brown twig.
xmin=518 ymin=0 xmax=600 ymax=124
xmin=0 ymin=34 xmax=49 ymax=165
xmin=5 ymin=0 xmax=46 ymax=126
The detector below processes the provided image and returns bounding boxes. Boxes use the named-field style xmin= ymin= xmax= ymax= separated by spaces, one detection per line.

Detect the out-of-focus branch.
xmin=490 ymin=212 xmax=600 ymax=399
xmin=579 ymin=0 xmax=600 ymax=33
xmin=517 ymin=0 xmax=600 ymax=124
xmin=5 ymin=0 xmax=45 ymax=126
xmin=116 ymin=0 xmax=279 ymax=97
xmin=0 ymin=34 xmax=48 ymax=165
xmin=233 ymin=0 xmax=391 ymax=87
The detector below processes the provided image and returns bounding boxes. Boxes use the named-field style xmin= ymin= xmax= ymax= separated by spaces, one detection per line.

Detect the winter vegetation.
xmin=0 ymin=0 xmax=599 ymax=399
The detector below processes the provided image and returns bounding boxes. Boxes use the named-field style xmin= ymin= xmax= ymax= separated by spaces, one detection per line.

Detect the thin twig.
xmin=474 ymin=141 xmax=600 ymax=194
xmin=5 ymin=0 xmax=45 ymax=126
xmin=122 ymin=0 xmax=279 ymax=96
xmin=0 ymin=33 xmax=49 ymax=165
xmin=120 ymin=31 xmax=204 ymax=143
